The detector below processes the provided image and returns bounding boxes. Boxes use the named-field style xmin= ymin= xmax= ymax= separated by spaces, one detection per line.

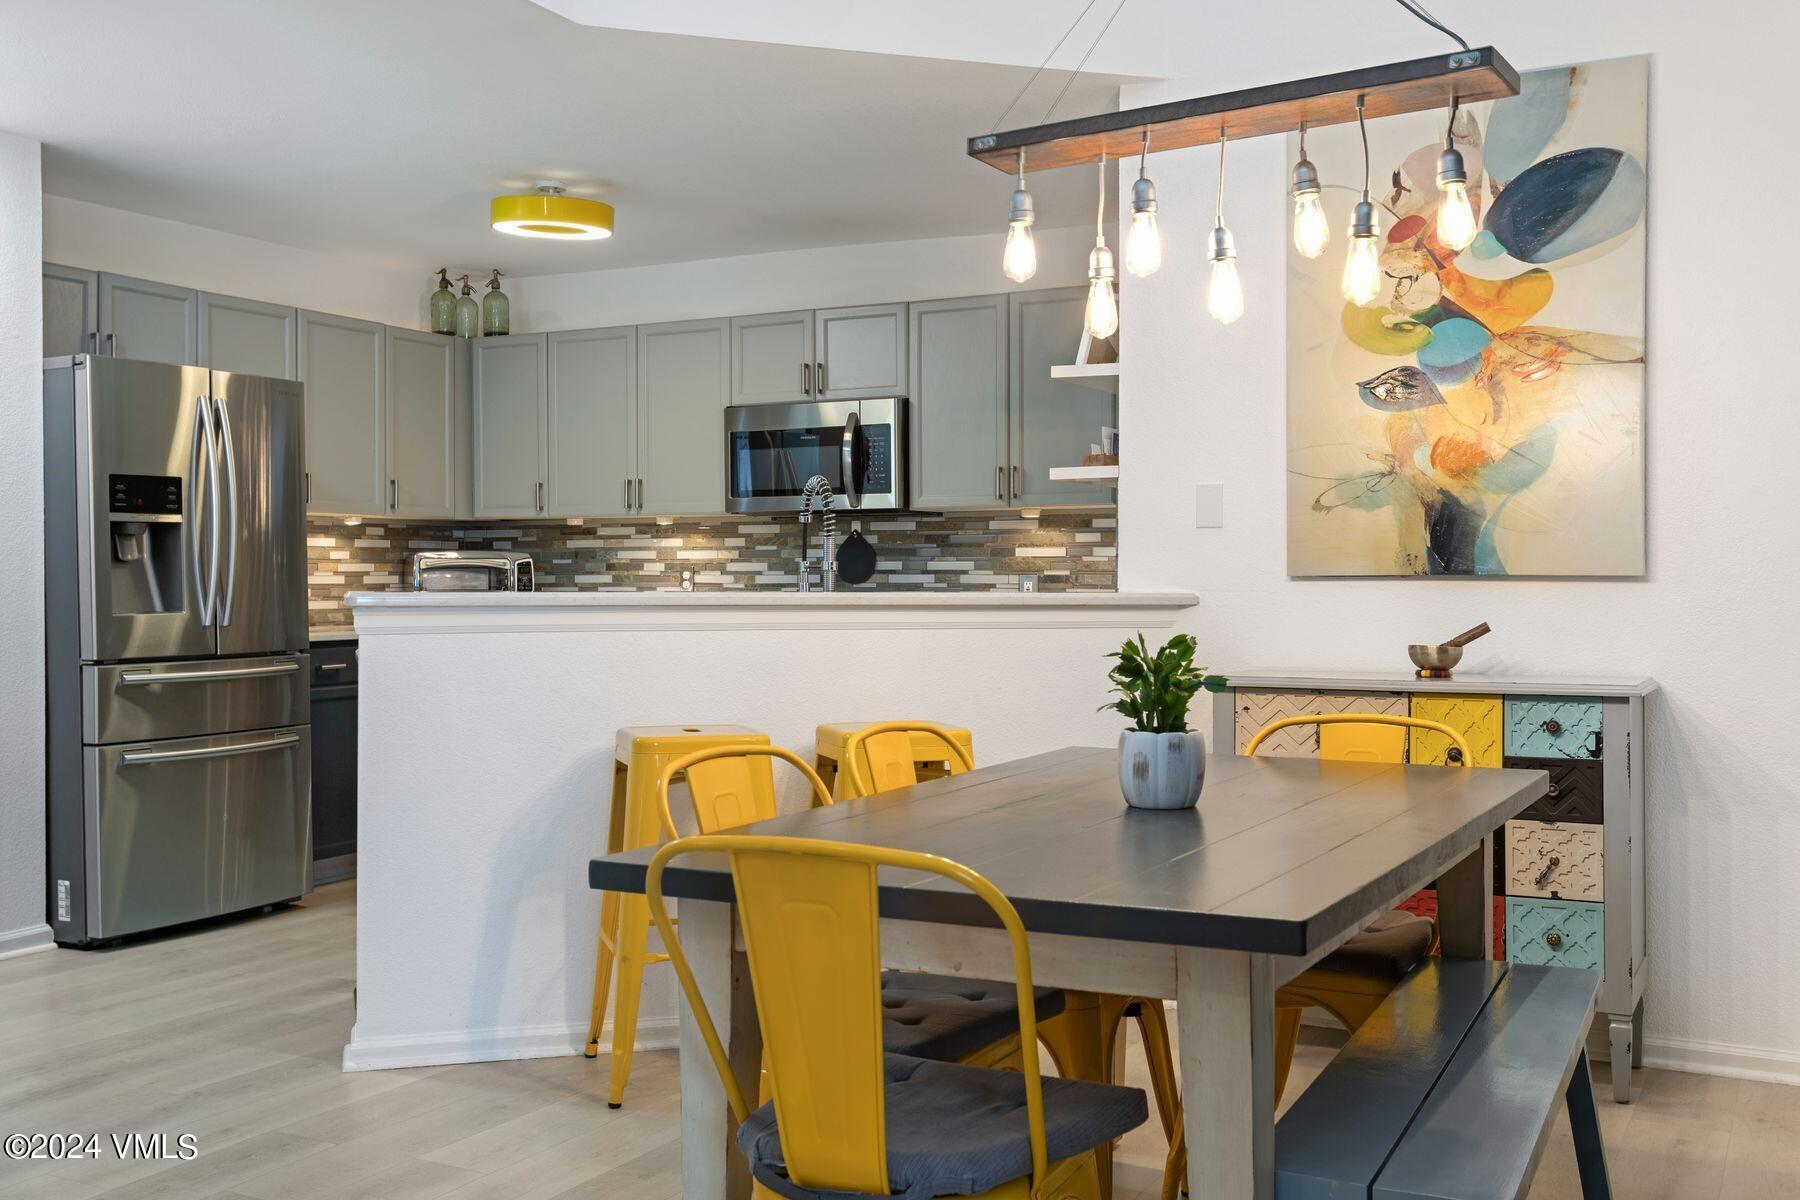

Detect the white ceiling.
xmin=1 ymin=0 xmax=1134 ymax=277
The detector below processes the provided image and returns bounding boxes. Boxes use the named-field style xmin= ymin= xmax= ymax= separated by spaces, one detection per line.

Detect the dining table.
xmin=587 ymin=744 xmax=1550 ymax=1200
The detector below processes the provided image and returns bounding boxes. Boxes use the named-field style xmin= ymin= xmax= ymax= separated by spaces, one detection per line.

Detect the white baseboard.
xmin=1641 ymin=1037 xmax=1800 ymax=1087
xmin=341 ymin=1015 xmax=681 ymax=1073
xmin=0 ymin=924 xmax=54 ymax=959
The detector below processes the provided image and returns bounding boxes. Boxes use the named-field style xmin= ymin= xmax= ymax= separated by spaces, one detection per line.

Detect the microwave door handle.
xmin=190 ymin=399 xmax=213 ymax=625
xmin=840 ymin=410 xmax=861 ymax=509
xmin=213 ymin=396 xmax=239 ymax=627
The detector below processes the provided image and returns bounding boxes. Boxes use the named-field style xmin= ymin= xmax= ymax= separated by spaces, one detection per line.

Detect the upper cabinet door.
xmin=99 ymin=273 xmax=199 ymax=365
xmin=43 ymin=263 xmax=99 ymax=358
xmin=547 ymin=327 xmax=636 ymax=517
xmin=384 ymin=328 xmax=457 ymax=519
xmin=909 ymin=295 xmax=1009 ymax=510
xmin=1009 ymin=287 xmax=1114 ymax=507
xmin=815 ymin=303 xmax=907 ymax=399
xmin=472 ymin=334 xmax=548 ymax=519
xmin=637 ymin=318 xmax=728 ymax=516
xmin=298 ymin=311 xmax=386 ymax=515
xmin=200 ymin=293 xmax=298 ymax=379
xmin=730 ymin=310 xmax=815 ymax=405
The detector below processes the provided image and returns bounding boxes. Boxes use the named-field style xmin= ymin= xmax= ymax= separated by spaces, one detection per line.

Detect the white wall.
xmin=1118 ymin=2 xmax=1800 ymax=1080
xmin=0 ymin=130 xmax=48 ymax=956
xmin=44 ymin=195 xmax=426 ymax=328
xmin=510 ymin=224 xmax=1092 ymax=331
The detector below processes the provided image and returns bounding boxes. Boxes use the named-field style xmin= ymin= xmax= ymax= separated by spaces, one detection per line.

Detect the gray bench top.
xmin=1276 ymin=961 xmax=1603 ymax=1200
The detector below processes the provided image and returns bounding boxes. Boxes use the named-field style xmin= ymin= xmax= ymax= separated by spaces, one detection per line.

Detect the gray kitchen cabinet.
xmin=1009 ymin=287 xmax=1113 ymax=507
xmin=472 ymin=334 xmax=548 ymax=518
xmin=547 ymin=327 xmax=636 ymax=517
xmin=384 ymin=327 xmax=458 ymax=519
xmin=298 ymin=310 xmax=386 ymax=515
xmin=42 ymin=263 xmax=99 ymax=358
xmin=731 ymin=310 xmax=815 ymax=404
xmin=200 ymin=292 xmax=297 ymax=378
xmin=815 ymin=303 xmax=907 ymax=399
xmin=637 ymin=318 xmax=728 ymax=515
xmin=98 ymin=272 xmax=198 ymax=364
xmin=909 ymin=295 xmax=1010 ymax=510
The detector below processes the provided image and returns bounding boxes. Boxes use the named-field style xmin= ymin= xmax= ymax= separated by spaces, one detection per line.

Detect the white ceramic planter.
xmin=1117 ymin=729 xmax=1206 ymax=810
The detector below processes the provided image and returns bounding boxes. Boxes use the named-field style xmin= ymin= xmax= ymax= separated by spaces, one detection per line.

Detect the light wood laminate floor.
xmin=0 ymin=883 xmax=1795 ymax=1199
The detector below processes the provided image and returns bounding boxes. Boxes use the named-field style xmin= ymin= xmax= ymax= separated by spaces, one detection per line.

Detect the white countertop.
xmin=308 ymin=627 xmax=359 ymax=643
xmin=345 ymin=590 xmax=1194 ymax=612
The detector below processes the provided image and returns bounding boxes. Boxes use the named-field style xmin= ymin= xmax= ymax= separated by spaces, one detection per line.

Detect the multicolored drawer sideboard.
xmin=1211 ymin=670 xmax=1656 ymax=1102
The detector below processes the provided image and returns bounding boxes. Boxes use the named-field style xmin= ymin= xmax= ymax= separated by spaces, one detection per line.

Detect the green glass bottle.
xmin=454 ymin=275 xmax=480 ymax=339
xmin=481 ymin=269 xmax=510 ymax=337
xmin=429 ymin=268 xmax=457 ymax=335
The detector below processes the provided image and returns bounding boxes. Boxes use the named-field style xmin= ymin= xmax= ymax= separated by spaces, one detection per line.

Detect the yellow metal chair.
xmin=648 ymin=834 xmax=1148 ymax=1200
xmin=586 ymin=724 xmax=770 ymax=1108
xmin=837 ymin=722 xmax=1183 ymax=1200
xmin=1248 ymin=713 xmax=1470 ymax=1102
xmin=817 ymin=720 xmax=975 ymax=800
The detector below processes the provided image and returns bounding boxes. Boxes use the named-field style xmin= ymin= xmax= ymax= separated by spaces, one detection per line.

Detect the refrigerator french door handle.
xmin=119 ymin=732 xmax=300 ymax=766
xmin=213 ymin=396 xmax=240 ymax=627
xmin=193 ymin=398 xmax=219 ymax=625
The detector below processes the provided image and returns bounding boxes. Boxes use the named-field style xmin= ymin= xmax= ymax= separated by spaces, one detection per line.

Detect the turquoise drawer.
xmin=1505 ymin=696 xmax=1603 ymax=759
xmin=1506 ymin=897 xmax=1603 ymax=973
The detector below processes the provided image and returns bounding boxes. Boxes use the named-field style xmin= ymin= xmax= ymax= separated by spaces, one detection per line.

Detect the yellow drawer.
xmin=1409 ymin=694 xmax=1503 ymax=766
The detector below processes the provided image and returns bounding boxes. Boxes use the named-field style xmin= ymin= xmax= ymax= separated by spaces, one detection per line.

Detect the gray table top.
xmin=588 ymin=747 xmax=1548 ymax=956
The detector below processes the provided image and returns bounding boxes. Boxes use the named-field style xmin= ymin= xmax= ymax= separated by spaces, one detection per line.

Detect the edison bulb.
xmin=1124 ymin=210 xmax=1163 ymax=277
xmin=1084 ymin=276 xmax=1119 ymax=339
xmin=1341 ymin=236 xmax=1383 ymax=305
xmin=1002 ymin=220 xmax=1037 ymax=283
xmin=1207 ymin=257 xmax=1245 ymax=325
xmin=1292 ymin=192 xmax=1330 ymax=259
xmin=1436 ymin=180 xmax=1477 ymax=252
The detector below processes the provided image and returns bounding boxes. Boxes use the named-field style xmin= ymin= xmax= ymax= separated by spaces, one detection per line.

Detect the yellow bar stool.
xmin=838 ymin=722 xmax=1182 ymax=1200
xmin=815 ymin=720 xmax=974 ymax=801
xmin=586 ymin=724 xmax=770 ymax=1108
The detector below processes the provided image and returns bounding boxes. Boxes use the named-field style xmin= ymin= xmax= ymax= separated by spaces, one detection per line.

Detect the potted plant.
xmin=1102 ymin=633 xmax=1227 ymax=810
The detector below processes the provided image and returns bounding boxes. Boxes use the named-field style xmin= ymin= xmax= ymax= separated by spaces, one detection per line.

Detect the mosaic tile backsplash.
xmin=306 ymin=512 xmax=1118 ymax=629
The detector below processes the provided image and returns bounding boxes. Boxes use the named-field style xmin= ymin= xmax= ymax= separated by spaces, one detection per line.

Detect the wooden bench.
xmin=1275 ymin=958 xmax=1611 ymax=1199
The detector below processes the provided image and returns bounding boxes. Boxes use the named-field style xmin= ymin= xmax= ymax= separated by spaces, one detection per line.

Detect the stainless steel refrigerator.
xmin=44 ymin=355 xmax=312 ymax=946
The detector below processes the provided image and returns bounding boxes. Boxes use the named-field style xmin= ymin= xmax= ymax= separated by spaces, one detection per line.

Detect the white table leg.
xmin=679 ymin=899 xmax=761 ymax=1200
xmin=1177 ymin=946 xmax=1275 ymax=1200
xmin=1435 ymin=833 xmax=1495 ymax=960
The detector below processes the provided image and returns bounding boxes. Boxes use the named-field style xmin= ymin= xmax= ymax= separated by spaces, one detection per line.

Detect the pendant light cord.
xmin=1445 ymin=95 xmax=1460 ymax=146
xmin=1357 ymin=95 xmax=1372 ymax=199
xmin=1138 ymin=130 xmax=1149 ymax=180
xmin=1096 ymin=149 xmax=1107 ymax=240
xmin=1391 ymin=0 xmax=1470 ymax=50
xmin=1215 ymin=133 xmax=1227 ymax=226
xmin=990 ymin=0 xmax=1099 ymax=131
xmin=1042 ymin=0 xmax=1130 ymax=124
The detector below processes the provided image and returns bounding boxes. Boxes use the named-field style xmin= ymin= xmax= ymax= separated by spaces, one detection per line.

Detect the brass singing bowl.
xmin=1408 ymin=643 xmax=1464 ymax=671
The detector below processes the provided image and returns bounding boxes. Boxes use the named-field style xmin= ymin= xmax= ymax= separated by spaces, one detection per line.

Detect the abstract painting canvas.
xmin=1286 ymin=55 xmax=1647 ymax=577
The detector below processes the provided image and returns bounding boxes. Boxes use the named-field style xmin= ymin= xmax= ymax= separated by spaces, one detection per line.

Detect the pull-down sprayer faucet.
xmin=797 ymin=475 xmax=835 ymax=593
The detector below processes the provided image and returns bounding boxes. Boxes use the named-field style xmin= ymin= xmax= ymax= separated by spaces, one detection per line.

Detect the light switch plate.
xmin=1195 ymin=483 xmax=1225 ymax=528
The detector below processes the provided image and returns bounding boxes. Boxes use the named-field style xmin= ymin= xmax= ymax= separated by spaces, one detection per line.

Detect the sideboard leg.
xmin=1608 ymin=1013 xmax=1635 ymax=1103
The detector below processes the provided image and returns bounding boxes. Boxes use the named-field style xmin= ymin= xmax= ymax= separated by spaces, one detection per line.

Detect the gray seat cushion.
xmin=1308 ymin=910 xmax=1434 ymax=984
xmin=880 ymin=971 xmax=1066 ymax=1062
xmin=738 ymin=1051 xmax=1148 ymax=1200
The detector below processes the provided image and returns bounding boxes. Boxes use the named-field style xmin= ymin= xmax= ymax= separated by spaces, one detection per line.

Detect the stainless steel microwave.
xmin=410 ymin=550 xmax=535 ymax=592
xmin=725 ymin=398 xmax=907 ymax=514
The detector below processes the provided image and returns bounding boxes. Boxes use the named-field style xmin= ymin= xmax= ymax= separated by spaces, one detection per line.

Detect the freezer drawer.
xmin=83 ymin=725 xmax=311 ymax=940
xmin=83 ymin=654 xmax=309 ymax=744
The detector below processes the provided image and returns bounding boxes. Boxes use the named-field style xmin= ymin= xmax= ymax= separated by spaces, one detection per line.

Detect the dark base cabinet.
xmin=309 ymin=642 xmax=357 ymax=881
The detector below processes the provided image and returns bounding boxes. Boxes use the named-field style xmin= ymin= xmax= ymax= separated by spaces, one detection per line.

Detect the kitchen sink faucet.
xmin=797 ymin=474 xmax=836 ymax=593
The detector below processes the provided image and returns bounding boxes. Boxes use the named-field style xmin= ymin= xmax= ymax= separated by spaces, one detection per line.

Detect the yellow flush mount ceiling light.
xmin=490 ymin=181 xmax=614 ymax=240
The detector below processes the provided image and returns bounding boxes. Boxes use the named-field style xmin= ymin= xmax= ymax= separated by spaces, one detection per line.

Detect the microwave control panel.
xmin=862 ymin=424 xmax=892 ymax=493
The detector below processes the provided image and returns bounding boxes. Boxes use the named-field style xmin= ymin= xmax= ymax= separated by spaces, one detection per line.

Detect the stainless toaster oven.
xmin=410 ymin=550 xmax=535 ymax=592
xmin=724 ymin=397 xmax=906 ymax=514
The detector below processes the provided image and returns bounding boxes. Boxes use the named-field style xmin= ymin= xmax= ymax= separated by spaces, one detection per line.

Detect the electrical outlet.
xmin=1018 ymin=575 xmax=1038 ymax=593
xmin=1195 ymin=482 xmax=1225 ymax=528
xmin=680 ymin=569 xmax=694 ymax=591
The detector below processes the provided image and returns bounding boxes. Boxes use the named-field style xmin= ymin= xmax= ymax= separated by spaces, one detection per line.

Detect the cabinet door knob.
xmin=1543 ymin=718 xmax=1563 ymax=736
xmin=1545 ymin=930 xmax=1563 ymax=948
